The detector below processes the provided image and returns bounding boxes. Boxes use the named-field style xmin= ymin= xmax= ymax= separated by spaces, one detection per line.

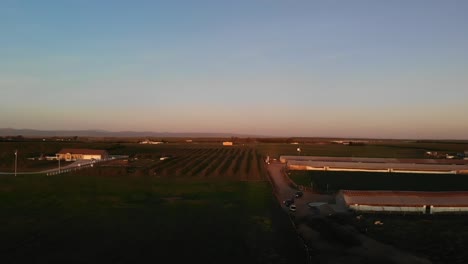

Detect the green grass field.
xmin=255 ymin=141 xmax=468 ymax=159
xmin=0 ymin=141 xmax=308 ymax=263
xmin=2 ymin=139 xmax=468 ymax=263
xmin=353 ymin=214 xmax=468 ymax=264
xmin=0 ymin=174 xmax=305 ymax=264
xmin=289 ymin=170 xmax=468 ymax=193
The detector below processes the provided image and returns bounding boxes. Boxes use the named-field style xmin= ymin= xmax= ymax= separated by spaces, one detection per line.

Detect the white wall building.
xmin=56 ymin=148 xmax=108 ymax=161
xmin=337 ymin=190 xmax=468 ymax=214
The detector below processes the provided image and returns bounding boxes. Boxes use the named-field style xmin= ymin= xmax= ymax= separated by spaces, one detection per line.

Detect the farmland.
xmin=2 ymin=139 xmax=468 ymax=263
xmin=2 ymin=138 xmax=468 ymax=174
xmin=255 ymin=141 xmax=468 ymax=159
xmin=0 ymin=174 xmax=307 ymax=264
xmin=121 ymin=146 xmax=267 ymax=181
xmin=0 ymin=141 xmax=305 ymax=264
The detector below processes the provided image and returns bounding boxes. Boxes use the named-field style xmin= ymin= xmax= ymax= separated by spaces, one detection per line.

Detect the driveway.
xmin=267 ymin=162 xmax=334 ymax=216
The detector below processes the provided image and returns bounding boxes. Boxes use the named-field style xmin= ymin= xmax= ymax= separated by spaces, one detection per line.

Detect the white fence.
xmin=350 ymin=204 xmax=426 ymax=214
xmin=431 ymin=207 xmax=468 ymax=214
xmin=46 ymin=162 xmax=95 ymax=176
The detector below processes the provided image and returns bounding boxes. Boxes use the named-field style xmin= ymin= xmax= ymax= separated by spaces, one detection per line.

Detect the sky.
xmin=1 ymin=0 xmax=468 ymax=139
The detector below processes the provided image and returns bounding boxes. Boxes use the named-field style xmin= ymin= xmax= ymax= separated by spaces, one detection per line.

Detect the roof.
xmin=287 ymin=160 xmax=468 ymax=173
xmin=57 ymin=148 xmax=108 ymax=155
xmin=280 ymin=156 xmax=468 ymax=165
xmin=285 ymin=159 xmax=468 ymax=173
xmin=341 ymin=190 xmax=468 ymax=207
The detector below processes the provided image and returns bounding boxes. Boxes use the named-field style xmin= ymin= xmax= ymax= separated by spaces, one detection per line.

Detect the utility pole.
xmin=58 ymin=158 xmax=61 ymax=174
xmin=14 ymin=150 xmax=17 ymax=177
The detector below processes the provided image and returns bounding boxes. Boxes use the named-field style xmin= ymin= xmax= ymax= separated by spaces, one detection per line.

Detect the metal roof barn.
xmin=337 ymin=190 xmax=468 ymax=214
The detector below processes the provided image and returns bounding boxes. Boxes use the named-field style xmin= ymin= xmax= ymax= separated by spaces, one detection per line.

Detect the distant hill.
xmin=0 ymin=128 xmax=268 ymax=138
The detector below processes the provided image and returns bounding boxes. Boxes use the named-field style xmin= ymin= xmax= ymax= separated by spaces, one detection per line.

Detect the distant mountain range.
xmin=3 ymin=128 xmax=466 ymax=142
xmin=0 ymin=128 xmax=268 ymax=138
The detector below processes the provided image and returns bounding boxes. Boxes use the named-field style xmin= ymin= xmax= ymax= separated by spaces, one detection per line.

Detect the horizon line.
xmin=1 ymin=128 xmax=468 ymax=141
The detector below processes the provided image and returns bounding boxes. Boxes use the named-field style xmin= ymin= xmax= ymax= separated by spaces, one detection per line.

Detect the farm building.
xmin=337 ymin=190 xmax=468 ymax=214
xmin=56 ymin=148 xmax=109 ymax=161
xmin=139 ymin=139 xmax=163 ymax=144
xmin=281 ymin=156 xmax=468 ymax=174
xmin=222 ymin=141 xmax=233 ymax=146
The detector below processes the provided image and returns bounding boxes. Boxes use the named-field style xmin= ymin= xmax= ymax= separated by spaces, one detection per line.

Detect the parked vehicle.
xmin=289 ymin=204 xmax=297 ymax=212
xmin=295 ymin=191 xmax=303 ymax=198
xmin=283 ymin=198 xmax=294 ymax=207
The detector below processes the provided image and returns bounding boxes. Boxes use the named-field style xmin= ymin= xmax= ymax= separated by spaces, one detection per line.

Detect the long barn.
xmin=337 ymin=190 xmax=468 ymax=214
xmin=281 ymin=156 xmax=468 ymax=174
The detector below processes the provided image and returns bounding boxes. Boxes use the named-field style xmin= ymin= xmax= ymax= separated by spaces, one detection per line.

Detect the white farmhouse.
xmin=56 ymin=148 xmax=109 ymax=161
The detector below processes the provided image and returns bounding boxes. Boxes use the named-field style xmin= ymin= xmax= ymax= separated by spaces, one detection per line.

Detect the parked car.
xmin=295 ymin=191 xmax=303 ymax=198
xmin=283 ymin=198 xmax=294 ymax=207
xmin=289 ymin=204 xmax=297 ymax=212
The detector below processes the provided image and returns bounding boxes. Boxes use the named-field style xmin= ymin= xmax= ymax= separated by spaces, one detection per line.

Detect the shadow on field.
xmin=294 ymin=213 xmax=432 ymax=264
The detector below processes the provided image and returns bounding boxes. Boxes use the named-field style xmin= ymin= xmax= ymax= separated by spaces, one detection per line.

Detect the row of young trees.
xmin=144 ymin=147 xmax=266 ymax=180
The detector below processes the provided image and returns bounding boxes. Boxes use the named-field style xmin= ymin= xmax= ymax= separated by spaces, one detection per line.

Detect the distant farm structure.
xmin=139 ymin=139 xmax=164 ymax=144
xmin=222 ymin=141 xmax=233 ymax=146
xmin=56 ymin=148 xmax=109 ymax=161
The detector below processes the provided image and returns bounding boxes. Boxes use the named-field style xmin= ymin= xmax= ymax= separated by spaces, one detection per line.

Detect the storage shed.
xmin=56 ymin=148 xmax=109 ymax=161
xmin=338 ymin=190 xmax=468 ymax=214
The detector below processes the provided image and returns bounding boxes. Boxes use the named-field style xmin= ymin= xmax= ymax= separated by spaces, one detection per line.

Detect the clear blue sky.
xmin=1 ymin=0 xmax=467 ymax=139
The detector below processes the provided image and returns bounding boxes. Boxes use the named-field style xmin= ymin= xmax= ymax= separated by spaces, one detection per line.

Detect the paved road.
xmin=266 ymin=162 xmax=334 ymax=216
xmin=266 ymin=161 xmax=431 ymax=264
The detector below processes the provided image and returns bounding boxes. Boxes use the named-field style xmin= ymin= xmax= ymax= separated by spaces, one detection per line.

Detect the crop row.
xmin=127 ymin=146 xmax=267 ymax=180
